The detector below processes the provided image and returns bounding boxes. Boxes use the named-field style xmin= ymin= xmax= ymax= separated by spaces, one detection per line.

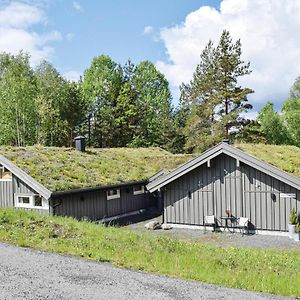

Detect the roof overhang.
xmin=147 ymin=142 xmax=300 ymax=192
xmin=52 ymin=179 xmax=148 ymax=197
xmin=0 ymin=155 xmax=52 ymax=199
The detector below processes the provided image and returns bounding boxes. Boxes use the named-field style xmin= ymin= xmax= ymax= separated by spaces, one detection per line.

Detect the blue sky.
xmin=0 ymin=0 xmax=300 ymax=115
xmin=47 ymin=0 xmax=220 ymax=80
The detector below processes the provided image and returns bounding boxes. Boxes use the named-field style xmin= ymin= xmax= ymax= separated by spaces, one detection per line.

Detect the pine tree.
xmin=181 ymin=30 xmax=253 ymax=152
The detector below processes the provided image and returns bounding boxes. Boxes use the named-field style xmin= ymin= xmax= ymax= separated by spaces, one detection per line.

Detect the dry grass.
xmin=0 ymin=146 xmax=192 ymax=191
xmin=235 ymin=143 xmax=300 ymax=177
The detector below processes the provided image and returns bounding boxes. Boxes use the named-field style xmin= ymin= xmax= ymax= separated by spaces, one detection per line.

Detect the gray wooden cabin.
xmin=0 ymin=155 xmax=155 ymax=221
xmin=147 ymin=142 xmax=300 ymax=233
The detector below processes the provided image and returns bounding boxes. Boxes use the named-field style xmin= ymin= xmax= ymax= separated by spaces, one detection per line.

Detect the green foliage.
xmin=35 ymin=61 xmax=85 ymax=146
xmin=0 ymin=52 xmax=85 ymax=147
xmin=245 ymin=77 xmax=300 ymax=148
xmin=114 ymin=81 xmax=138 ymax=146
xmin=181 ymin=30 xmax=253 ymax=153
xmin=0 ymin=146 xmax=192 ymax=191
xmin=234 ymin=120 xmax=267 ymax=144
xmin=80 ymin=55 xmax=123 ymax=147
xmin=0 ymin=52 xmax=38 ymax=146
xmin=282 ymin=77 xmax=300 ymax=147
xmin=130 ymin=60 xmax=174 ymax=149
xmin=290 ymin=208 xmax=298 ymax=225
xmin=257 ymin=102 xmax=291 ymax=145
xmin=0 ymin=209 xmax=299 ymax=297
xmin=80 ymin=57 xmax=175 ymax=151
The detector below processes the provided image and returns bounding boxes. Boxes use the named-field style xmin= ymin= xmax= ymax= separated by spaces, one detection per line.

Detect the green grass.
xmin=235 ymin=143 xmax=300 ymax=177
xmin=0 ymin=146 xmax=192 ymax=191
xmin=0 ymin=209 xmax=299 ymax=297
xmin=2 ymin=143 xmax=300 ymax=192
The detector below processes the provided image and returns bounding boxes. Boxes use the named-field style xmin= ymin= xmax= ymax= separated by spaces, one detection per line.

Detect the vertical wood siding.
xmin=0 ymin=181 xmax=13 ymax=207
xmin=164 ymin=153 xmax=300 ymax=231
xmin=52 ymin=184 xmax=155 ymax=221
xmin=0 ymin=175 xmax=49 ymax=214
xmin=13 ymin=175 xmax=49 ymax=214
xmin=13 ymin=175 xmax=39 ymax=195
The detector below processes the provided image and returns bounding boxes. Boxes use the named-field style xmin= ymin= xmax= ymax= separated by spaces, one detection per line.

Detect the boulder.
xmin=145 ymin=221 xmax=161 ymax=230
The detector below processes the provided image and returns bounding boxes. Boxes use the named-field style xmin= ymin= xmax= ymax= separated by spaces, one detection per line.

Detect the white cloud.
xmin=0 ymin=2 xmax=45 ymax=28
xmin=157 ymin=0 xmax=300 ymax=109
xmin=73 ymin=1 xmax=82 ymax=12
xmin=66 ymin=32 xmax=75 ymax=41
xmin=143 ymin=26 xmax=153 ymax=35
xmin=0 ymin=2 xmax=62 ymax=65
xmin=241 ymin=111 xmax=258 ymax=121
xmin=63 ymin=70 xmax=82 ymax=82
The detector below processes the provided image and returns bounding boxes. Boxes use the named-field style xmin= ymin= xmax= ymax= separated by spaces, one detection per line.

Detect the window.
xmin=18 ymin=196 xmax=30 ymax=205
xmin=0 ymin=166 xmax=12 ymax=181
xmin=133 ymin=185 xmax=145 ymax=195
xmin=33 ymin=195 xmax=42 ymax=207
xmin=14 ymin=194 xmax=48 ymax=209
xmin=107 ymin=189 xmax=120 ymax=200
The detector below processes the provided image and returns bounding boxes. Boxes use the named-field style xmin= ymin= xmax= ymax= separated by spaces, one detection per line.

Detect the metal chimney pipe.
xmin=74 ymin=136 xmax=86 ymax=152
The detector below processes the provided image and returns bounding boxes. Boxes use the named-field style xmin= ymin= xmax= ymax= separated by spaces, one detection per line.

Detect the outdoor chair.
xmin=236 ymin=217 xmax=249 ymax=236
xmin=204 ymin=215 xmax=216 ymax=231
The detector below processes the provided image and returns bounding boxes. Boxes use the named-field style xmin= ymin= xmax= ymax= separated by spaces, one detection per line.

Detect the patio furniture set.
xmin=204 ymin=211 xmax=249 ymax=235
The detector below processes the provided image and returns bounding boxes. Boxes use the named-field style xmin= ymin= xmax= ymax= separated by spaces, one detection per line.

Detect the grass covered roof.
xmin=234 ymin=143 xmax=300 ymax=178
xmin=1 ymin=143 xmax=299 ymax=193
xmin=0 ymin=146 xmax=192 ymax=192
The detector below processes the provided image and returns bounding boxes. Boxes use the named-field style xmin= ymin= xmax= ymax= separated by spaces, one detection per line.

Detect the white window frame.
xmin=106 ymin=189 xmax=120 ymax=200
xmin=14 ymin=194 xmax=49 ymax=210
xmin=133 ymin=185 xmax=145 ymax=195
xmin=0 ymin=166 xmax=12 ymax=182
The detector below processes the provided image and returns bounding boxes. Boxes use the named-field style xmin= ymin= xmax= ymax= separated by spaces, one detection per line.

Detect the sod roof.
xmin=234 ymin=143 xmax=300 ymax=178
xmin=1 ymin=143 xmax=299 ymax=193
xmin=0 ymin=146 xmax=193 ymax=192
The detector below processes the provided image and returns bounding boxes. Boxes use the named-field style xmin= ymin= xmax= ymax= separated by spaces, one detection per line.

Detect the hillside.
xmin=0 ymin=146 xmax=193 ymax=192
xmin=235 ymin=143 xmax=300 ymax=177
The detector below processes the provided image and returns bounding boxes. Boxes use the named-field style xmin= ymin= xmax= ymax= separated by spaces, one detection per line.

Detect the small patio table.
xmin=220 ymin=216 xmax=237 ymax=233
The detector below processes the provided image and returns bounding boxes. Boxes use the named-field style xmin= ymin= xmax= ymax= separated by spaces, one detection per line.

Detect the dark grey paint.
xmin=51 ymin=184 xmax=155 ymax=221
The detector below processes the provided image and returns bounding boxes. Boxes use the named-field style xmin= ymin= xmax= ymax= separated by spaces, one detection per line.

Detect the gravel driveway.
xmin=123 ymin=213 xmax=300 ymax=251
xmin=0 ymin=243 xmax=293 ymax=300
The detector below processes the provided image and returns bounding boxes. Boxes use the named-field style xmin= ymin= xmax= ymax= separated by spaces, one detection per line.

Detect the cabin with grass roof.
xmin=147 ymin=142 xmax=300 ymax=234
xmin=0 ymin=141 xmax=191 ymax=221
xmin=0 ymin=139 xmax=300 ymax=234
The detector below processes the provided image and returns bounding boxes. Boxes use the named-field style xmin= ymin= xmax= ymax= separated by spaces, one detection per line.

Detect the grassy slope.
xmin=235 ymin=143 xmax=300 ymax=177
xmin=0 ymin=209 xmax=299 ymax=297
xmin=0 ymin=146 xmax=192 ymax=191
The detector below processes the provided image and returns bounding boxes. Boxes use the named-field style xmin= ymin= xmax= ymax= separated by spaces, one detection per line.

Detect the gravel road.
xmin=0 ymin=243 xmax=293 ymax=300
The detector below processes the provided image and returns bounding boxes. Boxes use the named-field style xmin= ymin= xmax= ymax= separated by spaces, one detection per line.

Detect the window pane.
xmin=133 ymin=186 xmax=142 ymax=192
xmin=108 ymin=189 xmax=117 ymax=196
xmin=133 ymin=186 xmax=144 ymax=194
xmin=19 ymin=197 xmax=30 ymax=204
xmin=34 ymin=196 xmax=42 ymax=207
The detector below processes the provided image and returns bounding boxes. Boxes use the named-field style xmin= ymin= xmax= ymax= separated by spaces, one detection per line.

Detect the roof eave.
xmin=147 ymin=142 xmax=300 ymax=192
xmin=51 ymin=179 xmax=149 ymax=197
xmin=147 ymin=143 xmax=225 ymax=192
xmin=0 ymin=155 xmax=52 ymax=199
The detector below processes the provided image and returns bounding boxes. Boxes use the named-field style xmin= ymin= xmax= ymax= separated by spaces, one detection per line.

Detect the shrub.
xmin=290 ymin=208 xmax=298 ymax=225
